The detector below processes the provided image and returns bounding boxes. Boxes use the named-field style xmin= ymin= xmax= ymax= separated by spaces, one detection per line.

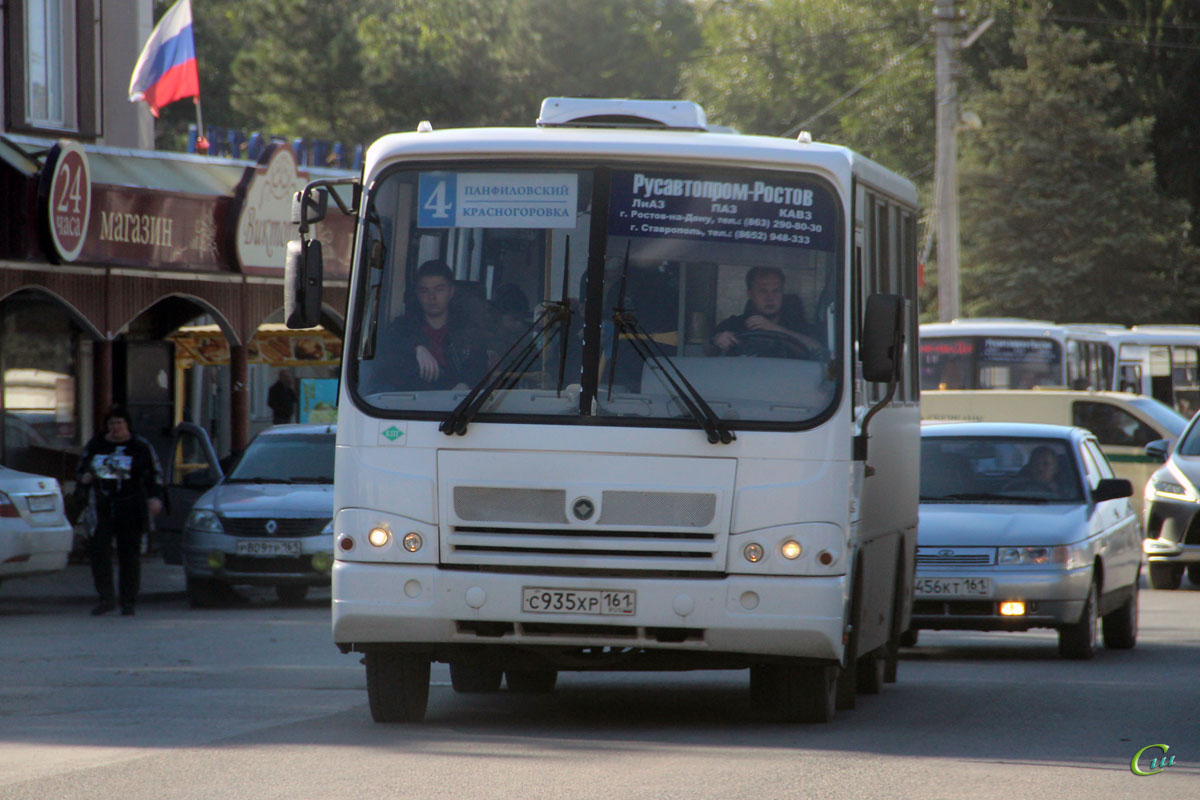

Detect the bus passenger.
xmin=383 ymin=260 xmax=488 ymax=390
xmin=711 ymin=266 xmax=822 ymax=357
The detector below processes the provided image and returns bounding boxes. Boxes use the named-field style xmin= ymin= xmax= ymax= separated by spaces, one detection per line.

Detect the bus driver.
xmin=711 ymin=266 xmax=822 ymax=357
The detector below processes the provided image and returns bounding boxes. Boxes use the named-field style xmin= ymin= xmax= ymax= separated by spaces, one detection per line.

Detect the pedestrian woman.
xmin=76 ymin=407 xmax=166 ymax=616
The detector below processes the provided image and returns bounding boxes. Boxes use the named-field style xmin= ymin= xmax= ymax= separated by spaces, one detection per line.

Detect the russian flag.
xmin=128 ymin=0 xmax=199 ymax=117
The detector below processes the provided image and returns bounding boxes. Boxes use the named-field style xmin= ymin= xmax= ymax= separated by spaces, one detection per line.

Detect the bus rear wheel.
xmin=365 ymin=652 xmax=430 ymax=723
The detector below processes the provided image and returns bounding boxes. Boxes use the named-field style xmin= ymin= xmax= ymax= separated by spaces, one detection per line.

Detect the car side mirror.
xmin=861 ymin=293 xmax=905 ymax=383
xmin=1144 ymin=439 xmax=1170 ymax=462
xmin=1093 ymin=477 xmax=1133 ymax=503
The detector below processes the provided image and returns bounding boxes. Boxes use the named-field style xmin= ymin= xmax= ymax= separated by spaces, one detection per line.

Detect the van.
xmin=920 ymin=389 xmax=1188 ymax=514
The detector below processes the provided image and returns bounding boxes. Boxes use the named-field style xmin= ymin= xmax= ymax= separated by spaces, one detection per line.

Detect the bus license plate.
xmin=235 ymin=540 xmax=301 ymax=556
xmin=522 ymin=587 xmax=636 ymax=616
xmin=915 ymin=577 xmax=993 ymax=597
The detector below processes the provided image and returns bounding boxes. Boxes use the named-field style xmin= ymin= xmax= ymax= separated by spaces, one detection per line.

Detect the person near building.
xmin=268 ymin=369 xmax=299 ymax=424
xmin=76 ymin=407 xmax=166 ymax=616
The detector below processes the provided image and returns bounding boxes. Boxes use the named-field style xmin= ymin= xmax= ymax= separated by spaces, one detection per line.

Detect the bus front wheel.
xmin=365 ymin=651 xmax=430 ymax=723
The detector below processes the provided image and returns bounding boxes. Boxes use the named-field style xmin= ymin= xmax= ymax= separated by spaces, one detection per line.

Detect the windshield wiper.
xmin=441 ymin=238 xmax=575 ymax=436
xmin=606 ymin=244 xmax=734 ymax=445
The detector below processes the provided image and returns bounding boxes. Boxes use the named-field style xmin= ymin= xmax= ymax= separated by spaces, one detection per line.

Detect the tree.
xmin=957 ymin=12 xmax=1199 ymax=323
xmin=682 ymin=0 xmax=934 ymax=176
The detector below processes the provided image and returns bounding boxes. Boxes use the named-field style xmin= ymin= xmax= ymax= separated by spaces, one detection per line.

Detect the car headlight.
xmin=997 ymin=544 xmax=1086 ymax=569
xmin=185 ymin=509 xmax=224 ymax=534
xmin=1152 ymin=479 xmax=1194 ymax=501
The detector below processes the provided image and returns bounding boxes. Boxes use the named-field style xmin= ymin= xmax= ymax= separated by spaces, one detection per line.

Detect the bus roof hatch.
xmin=536 ymin=97 xmax=708 ymax=131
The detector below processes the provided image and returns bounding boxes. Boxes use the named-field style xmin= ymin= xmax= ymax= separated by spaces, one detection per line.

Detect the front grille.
xmin=219 ymin=517 xmax=328 ymax=538
xmin=454 ymin=488 xmax=568 ymax=524
xmin=223 ymin=554 xmax=316 ymax=573
xmin=916 ymin=547 xmax=995 ymax=567
xmin=597 ymin=491 xmax=716 ymax=528
xmin=446 ymin=526 xmax=719 ymax=569
xmin=913 ymin=600 xmax=996 ymax=616
xmin=454 ymin=619 xmax=705 ymax=643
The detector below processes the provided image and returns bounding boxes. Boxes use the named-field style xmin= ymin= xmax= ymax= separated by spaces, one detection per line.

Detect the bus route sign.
xmin=608 ymin=170 xmax=837 ymax=251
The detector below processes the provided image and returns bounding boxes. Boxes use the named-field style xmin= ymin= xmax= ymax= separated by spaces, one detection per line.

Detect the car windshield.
xmin=921 ymin=436 xmax=1083 ymax=503
xmin=1127 ymin=396 xmax=1187 ymax=438
xmin=1174 ymin=413 xmax=1200 ymax=456
xmin=225 ymin=433 xmax=335 ymax=484
xmin=351 ymin=163 xmax=843 ymax=428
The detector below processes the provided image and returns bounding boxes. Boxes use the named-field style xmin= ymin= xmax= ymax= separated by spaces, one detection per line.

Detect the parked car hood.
xmin=919 ymin=503 xmax=1089 ymax=547
xmin=196 ymin=482 xmax=333 ymax=518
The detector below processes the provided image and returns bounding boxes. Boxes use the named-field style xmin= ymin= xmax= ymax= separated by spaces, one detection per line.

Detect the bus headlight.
xmin=744 ymin=543 xmax=765 ymax=563
xmin=781 ymin=540 xmax=802 ymax=560
xmin=402 ymin=532 xmax=423 ymax=553
xmin=368 ymin=527 xmax=391 ymax=547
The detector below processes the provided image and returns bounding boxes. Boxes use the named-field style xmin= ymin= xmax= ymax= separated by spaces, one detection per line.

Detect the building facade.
xmin=1 ymin=1 xmax=351 ymax=479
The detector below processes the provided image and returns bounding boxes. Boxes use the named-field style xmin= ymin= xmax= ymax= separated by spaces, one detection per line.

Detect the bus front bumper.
xmin=332 ymin=562 xmax=847 ymax=663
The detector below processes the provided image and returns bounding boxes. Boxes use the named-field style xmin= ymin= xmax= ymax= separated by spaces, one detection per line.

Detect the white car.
xmin=0 ymin=465 xmax=74 ymax=588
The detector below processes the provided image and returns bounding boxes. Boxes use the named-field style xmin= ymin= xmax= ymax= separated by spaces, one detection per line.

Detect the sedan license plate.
xmin=235 ymin=539 xmax=301 ymax=556
xmin=26 ymin=494 xmax=56 ymax=512
xmin=916 ymin=576 xmax=993 ymax=597
xmin=522 ymin=587 xmax=636 ymax=616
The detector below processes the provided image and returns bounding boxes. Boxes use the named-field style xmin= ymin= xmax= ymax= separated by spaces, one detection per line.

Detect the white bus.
xmin=1104 ymin=326 xmax=1200 ymax=416
xmin=921 ymin=319 xmax=1200 ymax=414
xmin=286 ymin=98 xmax=920 ymax=723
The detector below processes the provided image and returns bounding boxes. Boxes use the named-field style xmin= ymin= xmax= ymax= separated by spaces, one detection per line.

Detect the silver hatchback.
xmin=912 ymin=422 xmax=1141 ymax=659
xmin=179 ymin=425 xmax=335 ymax=606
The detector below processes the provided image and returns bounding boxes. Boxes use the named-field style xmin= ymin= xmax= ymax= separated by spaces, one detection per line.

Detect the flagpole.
xmin=194 ymin=97 xmax=209 ymax=153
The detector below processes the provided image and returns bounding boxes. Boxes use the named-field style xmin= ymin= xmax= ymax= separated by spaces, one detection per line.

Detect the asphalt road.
xmin=1 ymin=562 xmax=1198 ymax=800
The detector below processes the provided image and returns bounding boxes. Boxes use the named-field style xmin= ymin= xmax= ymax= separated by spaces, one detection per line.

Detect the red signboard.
xmin=41 ymin=141 xmax=92 ymax=262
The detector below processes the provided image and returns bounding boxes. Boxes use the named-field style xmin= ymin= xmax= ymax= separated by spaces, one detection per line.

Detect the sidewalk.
xmin=0 ymin=557 xmax=186 ymax=605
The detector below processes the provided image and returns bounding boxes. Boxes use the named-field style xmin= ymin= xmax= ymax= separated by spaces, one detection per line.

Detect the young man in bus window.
xmin=384 ymin=260 xmax=489 ymax=390
xmin=711 ymin=266 xmax=823 ymax=357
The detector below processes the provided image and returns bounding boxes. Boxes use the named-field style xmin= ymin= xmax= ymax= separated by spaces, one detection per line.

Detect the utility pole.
xmin=934 ymin=0 xmax=961 ymax=322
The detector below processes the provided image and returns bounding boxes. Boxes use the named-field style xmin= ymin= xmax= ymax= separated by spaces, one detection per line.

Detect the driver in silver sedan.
xmin=710 ymin=266 xmax=823 ymax=356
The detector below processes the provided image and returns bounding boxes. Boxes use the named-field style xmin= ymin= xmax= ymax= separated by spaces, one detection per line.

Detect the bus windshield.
xmin=920 ymin=336 xmax=1064 ymax=391
xmin=351 ymin=163 xmax=843 ymax=428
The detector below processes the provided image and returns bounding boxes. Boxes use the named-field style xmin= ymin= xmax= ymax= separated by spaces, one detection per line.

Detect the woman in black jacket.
xmin=76 ymin=407 xmax=166 ymax=616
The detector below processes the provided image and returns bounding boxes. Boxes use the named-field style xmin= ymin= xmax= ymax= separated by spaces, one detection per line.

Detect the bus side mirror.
xmin=292 ymin=186 xmax=328 ymax=229
xmin=861 ymin=293 xmax=905 ymax=383
xmin=285 ymin=238 xmax=323 ymax=329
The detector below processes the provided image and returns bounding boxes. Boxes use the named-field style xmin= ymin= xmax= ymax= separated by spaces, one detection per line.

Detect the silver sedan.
xmin=911 ymin=421 xmax=1141 ymax=659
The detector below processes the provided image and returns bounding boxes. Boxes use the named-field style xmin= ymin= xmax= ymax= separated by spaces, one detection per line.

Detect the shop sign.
xmin=234 ymin=143 xmax=306 ymax=273
xmin=170 ymin=325 xmax=342 ymax=368
xmin=233 ymin=142 xmax=355 ymax=277
xmin=39 ymin=141 xmax=92 ymax=262
xmin=88 ymin=189 xmax=228 ymax=271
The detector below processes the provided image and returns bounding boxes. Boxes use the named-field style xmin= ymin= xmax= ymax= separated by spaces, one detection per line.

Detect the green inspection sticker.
xmin=380 ymin=424 xmax=406 ymax=443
